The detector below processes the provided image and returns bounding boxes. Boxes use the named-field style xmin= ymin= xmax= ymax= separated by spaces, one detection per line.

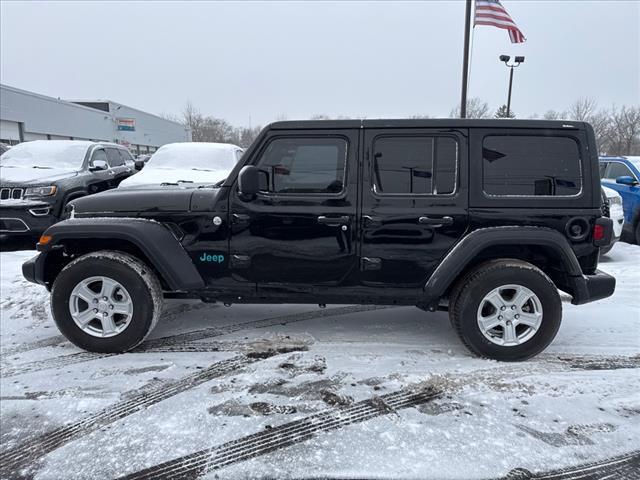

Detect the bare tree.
xmin=450 ymin=98 xmax=491 ymax=119
xmin=606 ymin=105 xmax=640 ymax=155
xmin=566 ymin=98 xmax=599 ymax=122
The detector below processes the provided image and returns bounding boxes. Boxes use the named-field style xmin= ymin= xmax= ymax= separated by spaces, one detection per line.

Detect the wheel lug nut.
xmin=93 ymin=308 xmax=98 ymax=313
xmin=498 ymin=315 xmax=503 ymax=320
xmin=511 ymin=305 xmax=517 ymax=310
xmin=500 ymin=306 xmax=506 ymax=311
xmin=102 ymin=296 xmax=108 ymax=301
xmin=93 ymin=298 xmax=98 ymax=304
xmin=102 ymin=312 xmax=108 ymax=317
xmin=109 ymin=305 xmax=114 ymax=310
xmin=515 ymin=314 xmax=519 ymax=319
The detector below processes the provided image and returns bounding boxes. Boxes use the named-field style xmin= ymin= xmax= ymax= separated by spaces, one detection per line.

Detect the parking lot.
xmin=0 ymin=243 xmax=638 ymax=479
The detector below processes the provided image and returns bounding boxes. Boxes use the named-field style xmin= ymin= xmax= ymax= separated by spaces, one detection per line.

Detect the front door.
xmin=228 ymin=129 xmax=359 ymax=289
xmin=360 ymin=128 xmax=469 ymax=291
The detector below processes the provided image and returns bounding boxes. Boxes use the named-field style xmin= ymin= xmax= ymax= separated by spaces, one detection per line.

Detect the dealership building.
xmin=0 ymin=84 xmax=191 ymax=154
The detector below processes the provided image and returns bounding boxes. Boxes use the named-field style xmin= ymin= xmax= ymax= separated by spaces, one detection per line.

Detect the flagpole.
xmin=460 ymin=0 xmax=472 ymax=118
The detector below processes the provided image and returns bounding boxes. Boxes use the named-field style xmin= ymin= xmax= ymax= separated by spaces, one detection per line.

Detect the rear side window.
xmin=256 ymin=137 xmax=347 ymax=194
xmin=482 ymin=135 xmax=582 ymax=196
xmin=372 ymin=136 xmax=457 ymax=195
xmin=106 ymin=148 xmax=125 ymax=167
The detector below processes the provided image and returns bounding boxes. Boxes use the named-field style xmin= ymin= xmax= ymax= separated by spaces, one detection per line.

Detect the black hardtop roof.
xmin=268 ymin=118 xmax=588 ymax=130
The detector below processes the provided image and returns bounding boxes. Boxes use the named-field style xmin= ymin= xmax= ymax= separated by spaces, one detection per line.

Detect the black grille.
xmin=0 ymin=188 xmax=23 ymax=200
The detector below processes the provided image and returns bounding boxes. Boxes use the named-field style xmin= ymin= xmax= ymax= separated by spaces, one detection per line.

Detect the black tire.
xmin=51 ymin=251 xmax=163 ymax=353
xmin=449 ymin=259 xmax=562 ymax=361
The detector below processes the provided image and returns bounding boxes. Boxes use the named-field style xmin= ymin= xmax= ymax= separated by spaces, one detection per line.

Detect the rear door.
xmin=360 ymin=128 xmax=469 ymax=289
xmin=228 ymin=129 xmax=359 ymax=288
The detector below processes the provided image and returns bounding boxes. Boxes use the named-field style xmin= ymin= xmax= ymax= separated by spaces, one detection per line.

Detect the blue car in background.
xmin=599 ymin=156 xmax=640 ymax=243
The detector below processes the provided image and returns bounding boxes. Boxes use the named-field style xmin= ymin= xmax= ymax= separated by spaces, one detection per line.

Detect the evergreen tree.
xmin=495 ymin=104 xmax=516 ymax=118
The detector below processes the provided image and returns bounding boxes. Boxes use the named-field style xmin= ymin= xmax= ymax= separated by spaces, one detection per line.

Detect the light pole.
xmin=499 ymin=55 xmax=525 ymax=117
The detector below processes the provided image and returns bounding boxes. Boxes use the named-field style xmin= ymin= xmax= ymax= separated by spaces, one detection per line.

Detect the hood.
xmin=601 ymin=185 xmax=621 ymax=201
xmin=70 ymin=185 xmax=222 ymax=215
xmin=118 ymin=166 xmax=231 ymax=189
xmin=0 ymin=166 xmax=79 ymax=184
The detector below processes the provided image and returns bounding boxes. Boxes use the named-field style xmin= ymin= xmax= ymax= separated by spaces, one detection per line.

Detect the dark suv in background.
xmin=24 ymin=120 xmax=615 ymax=361
xmin=0 ymin=140 xmax=137 ymax=240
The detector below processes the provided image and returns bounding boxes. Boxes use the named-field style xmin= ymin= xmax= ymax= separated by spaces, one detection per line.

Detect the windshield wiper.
xmin=32 ymin=165 xmax=54 ymax=169
xmin=160 ymin=180 xmax=194 ymax=186
xmin=191 ymin=168 xmax=214 ymax=172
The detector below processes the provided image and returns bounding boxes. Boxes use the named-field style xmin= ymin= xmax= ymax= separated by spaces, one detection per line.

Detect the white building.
xmin=0 ymin=84 xmax=191 ymax=154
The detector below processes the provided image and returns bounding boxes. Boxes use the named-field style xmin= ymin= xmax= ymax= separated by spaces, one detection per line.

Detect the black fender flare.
xmin=423 ymin=226 xmax=584 ymax=302
xmin=39 ymin=218 xmax=205 ymax=291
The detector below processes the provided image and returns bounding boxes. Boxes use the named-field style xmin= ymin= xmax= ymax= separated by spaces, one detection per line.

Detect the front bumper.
xmin=570 ymin=269 xmax=616 ymax=305
xmin=22 ymin=252 xmax=48 ymax=287
xmin=0 ymin=201 xmax=57 ymax=236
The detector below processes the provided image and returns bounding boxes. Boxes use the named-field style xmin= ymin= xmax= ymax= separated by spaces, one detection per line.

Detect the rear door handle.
xmin=418 ymin=216 xmax=454 ymax=227
xmin=317 ymin=215 xmax=350 ymax=226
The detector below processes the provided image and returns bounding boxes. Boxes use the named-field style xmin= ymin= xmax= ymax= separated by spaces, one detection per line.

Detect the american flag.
xmin=474 ymin=0 xmax=526 ymax=43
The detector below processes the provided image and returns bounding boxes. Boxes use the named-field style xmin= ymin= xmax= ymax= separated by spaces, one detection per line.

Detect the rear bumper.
xmin=22 ymin=252 xmax=48 ymax=287
xmin=570 ymin=270 xmax=616 ymax=305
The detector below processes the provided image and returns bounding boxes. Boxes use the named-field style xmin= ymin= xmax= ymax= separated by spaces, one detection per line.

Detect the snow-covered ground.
xmin=0 ymin=244 xmax=638 ymax=479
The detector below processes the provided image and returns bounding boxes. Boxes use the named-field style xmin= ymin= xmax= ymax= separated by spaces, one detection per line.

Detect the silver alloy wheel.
xmin=69 ymin=276 xmax=134 ymax=338
xmin=476 ymin=284 xmax=543 ymax=347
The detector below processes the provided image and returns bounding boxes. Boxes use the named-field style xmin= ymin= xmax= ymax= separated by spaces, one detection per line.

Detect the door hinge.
xmin=361 ymin=257 xmax=382 ymax=271
xmin=230 ymin=254 xmax=251 ymax=268
xmin=232 ymin=213 xmax=251 ymax=224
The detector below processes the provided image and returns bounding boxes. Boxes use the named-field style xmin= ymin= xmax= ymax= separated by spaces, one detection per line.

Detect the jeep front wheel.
xmin=449 ymin=259 xmax=562 ymax=361
xmin=51 ymin=251 xmax=163 ymax=353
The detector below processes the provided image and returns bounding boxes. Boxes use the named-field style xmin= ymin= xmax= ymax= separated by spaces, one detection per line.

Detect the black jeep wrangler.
xmin=23 ymin=120 xmax=615 ymax=361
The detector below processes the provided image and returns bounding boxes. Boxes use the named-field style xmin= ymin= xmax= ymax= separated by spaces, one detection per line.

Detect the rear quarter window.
xmin=482 ymin=135 xmax=582 ymax=197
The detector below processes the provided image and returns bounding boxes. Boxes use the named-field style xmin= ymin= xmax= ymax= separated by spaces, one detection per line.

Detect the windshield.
xmin=148 ymin=143 xmax=239 ymax=171
xmin=626 ymin=157 xmax=640 ymax=172
xmin=0 ymin=140 xmax=90 ymax=169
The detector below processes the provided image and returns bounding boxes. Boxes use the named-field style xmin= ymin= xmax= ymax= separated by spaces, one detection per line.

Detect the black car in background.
xmin=0 ymin=140 xmax=137 ymax=240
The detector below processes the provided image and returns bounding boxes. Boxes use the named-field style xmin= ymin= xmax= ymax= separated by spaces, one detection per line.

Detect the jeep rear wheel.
xmin=51 ymin=251 xmax=163 ymax=353
xmin=449 ymin=259 xmax=562 ymax=361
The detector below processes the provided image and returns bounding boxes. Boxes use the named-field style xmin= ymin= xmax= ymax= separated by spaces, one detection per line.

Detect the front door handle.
xmin=317 ymin=215 xmax=350 ymax=226
xmin=418 ymin=216 xmax=454 ymax=227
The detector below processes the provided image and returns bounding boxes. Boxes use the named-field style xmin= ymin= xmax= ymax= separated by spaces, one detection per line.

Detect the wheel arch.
xmin=37 ymin=218 xmax=205 ymax=292
xmin=424 ymin=227 xmax=585 ymax=305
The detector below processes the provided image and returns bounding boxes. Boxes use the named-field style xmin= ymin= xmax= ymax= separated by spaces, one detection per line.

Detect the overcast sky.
xmin=1 ymin=1 xmax=638 ymax=126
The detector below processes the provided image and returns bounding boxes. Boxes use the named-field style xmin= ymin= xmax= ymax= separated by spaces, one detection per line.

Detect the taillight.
xmin=593 ymin=218 xmax=613 ymax=247
xmin=593 ymin=224 xmax=605 ymax=242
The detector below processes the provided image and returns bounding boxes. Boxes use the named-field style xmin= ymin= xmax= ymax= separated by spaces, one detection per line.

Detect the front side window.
xmin=256 ymin=137 xmax=347 ymax=194
xmin=604 ymin=162 xmax=635 ymax=180
xmin=106 ymin=148 xmax=125 ymax=167
xmin=91 ymin=149 xmax=108 ymax=164
xmin=372 ymin=136 xmax=457 ymax=195
xmin=482 ymin=135 xmax=582 ymax=196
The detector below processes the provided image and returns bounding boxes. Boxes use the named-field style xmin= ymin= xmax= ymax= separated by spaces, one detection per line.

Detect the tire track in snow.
xmin=0 ymin=355 xmax=256 ymax=475
xmin=500 ymin=449 xmax=640 ymax=479
xmin=0 ymin=305 xmax=390 ymax=377
xmin=117 ymin=386 xmax=442 ymax=480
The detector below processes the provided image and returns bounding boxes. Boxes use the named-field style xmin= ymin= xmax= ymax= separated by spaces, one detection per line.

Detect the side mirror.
xmin=134 ymin=160 xmax=145 ymax=170
xmin=238 ymin=165 xmax=267 ymax=197
xmin=89 ymin=159 xmax=108 ymax=171
xmin=616 ymin=175 xmax=638 ymax=186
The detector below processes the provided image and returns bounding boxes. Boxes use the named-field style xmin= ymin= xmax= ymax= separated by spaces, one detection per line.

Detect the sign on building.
xmin=117 ymin=118 xmax=135 ymax=131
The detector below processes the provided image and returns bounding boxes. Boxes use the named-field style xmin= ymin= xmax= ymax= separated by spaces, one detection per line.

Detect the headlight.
xmin=24 ymin=186 xmax=57 ymax=197
xmin=609 ymin=195 xmax=622 ymax=205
